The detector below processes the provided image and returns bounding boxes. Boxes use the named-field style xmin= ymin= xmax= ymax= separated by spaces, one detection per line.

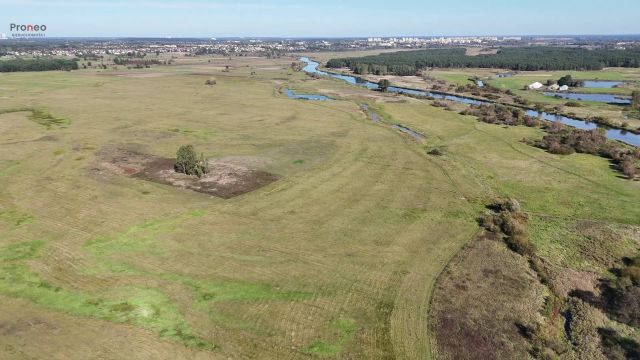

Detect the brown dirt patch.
xmin=90 ymin=147 xmax=279 ymax=198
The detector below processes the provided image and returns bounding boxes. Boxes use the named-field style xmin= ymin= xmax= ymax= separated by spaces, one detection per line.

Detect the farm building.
xmin=528 ymin=82 xmax=543 ymax=90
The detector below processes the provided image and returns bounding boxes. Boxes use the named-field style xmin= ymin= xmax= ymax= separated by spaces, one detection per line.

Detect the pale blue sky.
xmin=1 ymin=0 xmax=639 ymax=38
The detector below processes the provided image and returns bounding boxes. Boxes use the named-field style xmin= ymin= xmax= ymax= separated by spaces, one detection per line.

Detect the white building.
xmin=528 ymin=82 xmax=544 ymax=90
xmin=559 ymin=85 xmax=569 ymax=91
xmin=548 ymin=84 xmax=560 ymax=91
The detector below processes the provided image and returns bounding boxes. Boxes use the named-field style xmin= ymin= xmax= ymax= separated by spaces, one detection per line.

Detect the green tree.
xmin=378 ymin=79 xmax=391 ymax=92
xmin=175 ymin=145 xmax=209 ymax=177
xmin=558 ymin=75 xmax=573 ymax=87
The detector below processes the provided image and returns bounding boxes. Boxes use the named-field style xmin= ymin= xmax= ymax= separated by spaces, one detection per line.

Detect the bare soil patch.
xmin=90 ymin=147 xmax=279 ymax=198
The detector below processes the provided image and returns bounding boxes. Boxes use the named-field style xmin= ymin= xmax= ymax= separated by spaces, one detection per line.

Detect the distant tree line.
xmin=326 ymin=47 xmax=640 ymax=75
xmin=113 ymin=57 xmax=161 ymax=66
xmin=0 ymin=58 xmax=78 ymax=72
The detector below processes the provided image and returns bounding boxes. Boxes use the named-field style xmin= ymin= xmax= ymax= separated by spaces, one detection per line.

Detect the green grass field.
xmin=0 ymin=55 xmax=639 ymax=359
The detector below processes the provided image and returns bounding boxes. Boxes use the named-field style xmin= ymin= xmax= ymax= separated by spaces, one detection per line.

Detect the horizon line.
xmin=3 ymin=34 xmax=640 ymax=40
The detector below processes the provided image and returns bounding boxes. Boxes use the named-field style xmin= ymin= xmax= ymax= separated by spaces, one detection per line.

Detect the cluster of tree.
xmin=0 ymin=58 xmax=78 ymax=72
xmin=194 ymin=47 xmax=217 ymax=55
xmin=460 ymin=104 xmax=540 ymax=127
xmin=377 ymin=79 xmax=390 ymax=92
xmin=326 ymin=47 xmax=640 ymax=75
xmin=290 ymin=61 xmax=303 ymax=72
xmin=531 ymin=124 xmax=639 ymax=178
xmin=547 ymin=75 xmax=584 ymax=87
xmin=113 ymin=57 xmax=161 ymax=66
xmin=81 ymin=62 xmax=110 ymax=70
xmin=175 ymin=145 xmax=209 ymax=178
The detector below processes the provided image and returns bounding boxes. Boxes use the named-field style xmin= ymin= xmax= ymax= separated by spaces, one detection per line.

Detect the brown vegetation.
xmin=461 ymin=104 xmax=539 ymax=127
xmin=431 ymin=231 xmax=546 ymax=360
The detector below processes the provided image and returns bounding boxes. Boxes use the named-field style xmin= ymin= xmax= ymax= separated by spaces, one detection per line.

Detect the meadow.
xmin=0 ymin=52 xmax=638 ymax=359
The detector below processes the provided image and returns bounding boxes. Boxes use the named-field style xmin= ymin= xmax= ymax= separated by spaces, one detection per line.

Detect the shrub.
xmin=479 ymin=198 xmax=534 ymax=257
xmin=377 ymin=79 xmax=390 ymax=92
xmin=175 ymin=145 xmax=209 ymax=177
xmin=523 ymin=116 xmax=540 ymax=127
xmin=620 ymin=157 xmax=637 ymax=179
xmin=565 ymin=299 xmax=606 ymax=358
xmin=599 ymin=328 xmax=640 ymax=360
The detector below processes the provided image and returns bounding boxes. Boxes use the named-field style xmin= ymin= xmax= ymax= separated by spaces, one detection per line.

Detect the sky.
xmin=1 ymin=0 xmax=639 ymax=38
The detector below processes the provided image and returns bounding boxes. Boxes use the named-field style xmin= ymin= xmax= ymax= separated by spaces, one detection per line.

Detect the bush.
xmin=479 ymin=198 xmax=534 ymax=257
xmin=175 ymin=145 xmax=209 ymax=177
xmin=378 ymin=79 xmax=390 ymax=92
xmin=204 ymin=78 xmax=216 ymax=85
xmin=523 ymin=116 xmax=540 ymax=127
xmin=620 ymin=157 xmax=637 ymax=179
xmin=599 ymin=328 xmax=640 ymax=360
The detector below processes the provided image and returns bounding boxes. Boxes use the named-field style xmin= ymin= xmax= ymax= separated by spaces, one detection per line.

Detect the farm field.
xmin=1 ymin=53 xmax=639 ymax=360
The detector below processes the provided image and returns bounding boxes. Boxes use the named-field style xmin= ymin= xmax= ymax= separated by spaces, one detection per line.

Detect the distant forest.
xmin=326 ymin=47 xmax=640 ymax=75
xmin=0 ymin=58 xmax=78 ymax=72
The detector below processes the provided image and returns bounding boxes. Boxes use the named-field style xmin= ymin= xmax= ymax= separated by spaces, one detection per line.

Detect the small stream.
xmin=300 ymin=57 xmax=640 ymax=147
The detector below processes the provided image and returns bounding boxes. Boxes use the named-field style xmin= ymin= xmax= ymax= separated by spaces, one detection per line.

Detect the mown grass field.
xmin=0 ymin=56 xmax=479 ymax=359
xmin=1 ymin=54 xmax=639 ymax=359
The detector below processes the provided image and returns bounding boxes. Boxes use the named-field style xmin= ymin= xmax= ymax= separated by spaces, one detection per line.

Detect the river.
xmin=299 ymin=57 xmax=640 ymax=147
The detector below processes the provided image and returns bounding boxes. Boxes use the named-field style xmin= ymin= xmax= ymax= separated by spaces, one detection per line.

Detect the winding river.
xmin=300 ymin=57 xmax=640 ymax=147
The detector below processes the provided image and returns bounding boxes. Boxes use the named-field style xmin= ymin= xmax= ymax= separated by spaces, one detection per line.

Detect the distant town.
xmin=1 ymin=35 xmax=639 ymax=58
